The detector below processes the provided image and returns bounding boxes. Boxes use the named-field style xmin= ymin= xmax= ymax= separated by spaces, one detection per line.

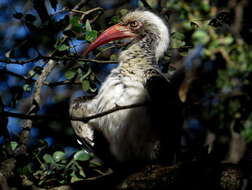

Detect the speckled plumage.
xmin=70 ymin=10 xmax=181 ymax=163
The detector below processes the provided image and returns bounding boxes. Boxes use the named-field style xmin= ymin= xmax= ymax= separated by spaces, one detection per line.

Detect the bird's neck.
xmin=118 ymin=34 xmax=159 ymax=71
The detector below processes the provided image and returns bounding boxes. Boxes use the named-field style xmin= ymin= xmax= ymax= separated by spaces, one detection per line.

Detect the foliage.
xmin=167 ymin=0 xmax=252 ymax=144
xmin=0 ymin=0 xmax=252 ymax=189
xmin=0 ymin=139 xmax=106 ymax=188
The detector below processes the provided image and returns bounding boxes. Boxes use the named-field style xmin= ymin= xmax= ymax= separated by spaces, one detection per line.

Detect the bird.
xmin=70 ymin=10 xmax=182 ymax=165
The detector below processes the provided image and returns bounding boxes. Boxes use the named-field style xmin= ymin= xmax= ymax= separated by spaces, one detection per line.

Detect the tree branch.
xmin=45 ymin=80 xmax=82 ymax=87
xmin=0 ymin=55 xmax=118 ymax=65
xmin=45 ymin=55 xmax=118 ymax=64
xmin=140 ymin=0 xmax=154 ymax=10
xmin=16 ymin=59 xmax=56 ymax=155
xmin=0 ymin=69 xmax=31 ymax=81
xmin=0 ymin=172 xmax=10 ymax=190
xmin=0 ymin=158 xmax=16 ymax=190
xmin=116 ymin=162 xmax=243 ymax=190
xmin=71 ymin=102 xmax=147 ymax=123
xmin=0 ymin=69 xmax=83 ymax=87
xmin=0 ymin=102 xmax=147 ymax=123
xmin=228 ymin=0 xmax=248 ymax=37
xmin=0 ymin=56 xmax=41 ymax=65
xmin=69 ymin=7 xmax=103 ymax=16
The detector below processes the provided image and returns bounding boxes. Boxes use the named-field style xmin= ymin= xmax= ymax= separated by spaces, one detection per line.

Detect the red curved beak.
xmin=83 ymin=24 xmax=136 ymax=56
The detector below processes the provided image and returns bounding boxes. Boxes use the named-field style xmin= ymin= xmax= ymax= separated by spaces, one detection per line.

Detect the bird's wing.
xmin=70 ymin=96 xmax=115 ymax=163
xmin=144 ymin=69 xmax=181 ymax=110
xmin=69 ymin=95 xmax=96 ymax=153
xmin=144 ymin=69 xmax=183 ymax=161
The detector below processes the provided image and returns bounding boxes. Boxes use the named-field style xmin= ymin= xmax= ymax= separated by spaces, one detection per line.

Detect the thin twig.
xmin=0 ymin=69 xmax=33 ymax=81
xmin=0 ymin=102 xmax=147 ymax=123
xmin=0 ymin=55 xmax=118 ymax=65
xmin=228 ymin=0 xmax=248 ymax=37
xmin=71 ymin=102 xmax=147 ymax=123
xmin=140 ymin=0 xmax=153 ymax=10
xmin=45 ymin=80 xmax=82 ymax=87
xmin=45 ymin=55 xmax=118 ymax=64
xmin=0 ymin=69 xmax=82 ymax=87
xmin=0 ymin=111 xmax=61 ymax=121
xmin=0 ymin=56 xmax=41 ymax=65
xmin=70 ymin=7 xmax=103 ymax=15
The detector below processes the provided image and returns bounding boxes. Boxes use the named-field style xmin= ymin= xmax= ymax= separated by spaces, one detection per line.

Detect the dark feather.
xmin=145 ymin=69 xmax=183 ymax=162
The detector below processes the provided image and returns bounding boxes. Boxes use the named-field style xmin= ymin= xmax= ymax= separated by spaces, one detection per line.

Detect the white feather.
xmin=141 ymin=11 xmax=169 ymax=59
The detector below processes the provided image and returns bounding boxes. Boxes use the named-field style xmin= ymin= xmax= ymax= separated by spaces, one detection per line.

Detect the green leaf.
xmin=193 ymin=30 xmax=210 ymax=44
xmin=172 ymin=32 xmax=185 ymax=40
xmin=241 ymin=113 xmax=252 ymax=143
xmin=23 ymin=84 xmax=31 ymax=92
xmin=171 ymin=39 xmax=186 ymax=49
xmin=82 ymin=80 xmax=90 ymax=91
xmin=74 ymin=161 xmax=86 ymax=177
xmin=70 ymin=16 xmax=80 ymax=26
xmin=110 ymin=54 xmax=118 ymax=61
xmin=222 ymin=36 xmax=234 ymax=45
xmin=202 ymin=1 xmax=210 ymax=11
xmin=72 ymin=25 xmax=83 ymax=33
xmin=70 ymin=16 xmax=83 ymax=33
xmin=73 ymin=150 xmax=90 ymax=161
xmin=43 ymin=154 xmax=55 ymax=164
xmin=110 ymin=16 xmax=120 ymax=24
xmin=10 ymin=141 xmax=18 ymax=151
xmin=27 ymin=69 xmax=35 ymax=77
xmin=53 ymin=151 xmax=66 ymax=162
xmin=80 ymin=67 xmax=91 ymax=80
xmin=171 ymin=32 xmax=186 ymax=49
xmin=56 ymin=44 xmax=69 ymax=51
xmin=70 ymin=171 xmax=84 ymax=183
xmin=79 ymin=168 xmax=86 ymax=178
xmin=85 ymin=19 xmax=92 ymax=32
xmin=65 ymin=70 xmax=76 ymax=80
xmin=85 ymin=30 xmax=98 ymax=42
xmin=89 ymin=158 xmax=102 ymax=167
xmin=17 ymin=163 xmax=33 ymax=176
xmin=119 ymin=9 xmax=128 ymax=16
xmin=78 ymin=61 xmax=86 ymax=65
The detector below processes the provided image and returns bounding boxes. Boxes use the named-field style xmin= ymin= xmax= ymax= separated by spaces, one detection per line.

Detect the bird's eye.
xmin=129 ymin=21 xmax=138 ymax=27
xmin=127 ymin=21 xmax=142 ymax=31
xmin=128 ymin=21 xmax=140 ymax=28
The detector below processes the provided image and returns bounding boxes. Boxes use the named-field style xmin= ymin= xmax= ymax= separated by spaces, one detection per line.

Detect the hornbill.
xmin=70 ymin=10 xmax=182 ymax=164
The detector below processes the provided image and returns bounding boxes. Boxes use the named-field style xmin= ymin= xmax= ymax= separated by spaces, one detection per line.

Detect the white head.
xmin=121 ymin=10 xmax=170 ymax=59
xmin=84 ymin=10 xmax=170 ymax=60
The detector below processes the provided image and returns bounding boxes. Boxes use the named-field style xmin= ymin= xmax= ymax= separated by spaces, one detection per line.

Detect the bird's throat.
xmin=118 ymin=35 xmax=158 ymax=70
